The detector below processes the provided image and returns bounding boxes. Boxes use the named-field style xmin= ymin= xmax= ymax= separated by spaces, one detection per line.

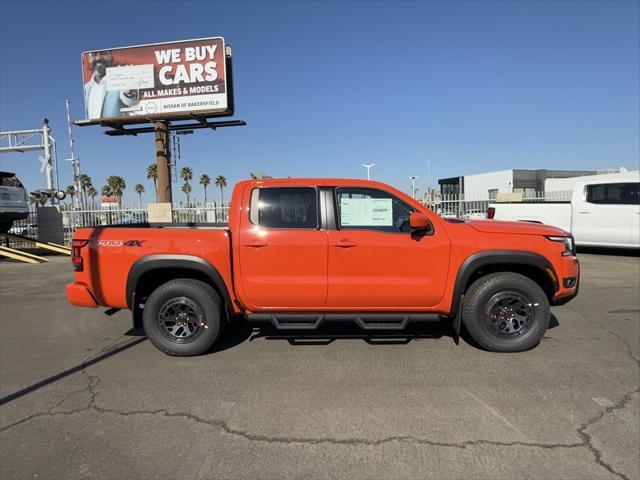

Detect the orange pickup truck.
xmin=66 ymin=178 xmax=579 ymax=356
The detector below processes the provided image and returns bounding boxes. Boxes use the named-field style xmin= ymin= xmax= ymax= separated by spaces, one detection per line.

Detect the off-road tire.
xmin=462 ymin=272 xmax=550 ymax=352
xmin=143 ymin=278 xmax=223 ymax=356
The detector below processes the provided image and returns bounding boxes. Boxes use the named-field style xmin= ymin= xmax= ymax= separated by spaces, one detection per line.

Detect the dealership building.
xmin=438 ymin=169 xmax=597 ymax=199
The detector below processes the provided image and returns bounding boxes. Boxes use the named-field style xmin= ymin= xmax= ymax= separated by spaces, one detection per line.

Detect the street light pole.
xmin=409 ymin=175 xmax=418 ymax=199
xmin=362 ymin=163 xmax=375 ymax=180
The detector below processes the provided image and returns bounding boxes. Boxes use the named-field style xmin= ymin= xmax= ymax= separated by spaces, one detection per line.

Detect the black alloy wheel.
xmin=484 ymin=291 xmax=534 ymax=339
xmin=157 ymin=296 xmax=205 ymax=344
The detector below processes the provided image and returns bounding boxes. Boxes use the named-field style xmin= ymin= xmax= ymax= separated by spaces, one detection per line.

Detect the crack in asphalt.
xmin=563 ymin=304 xmax=640 ymax=367
xmin=576 ymin=388 xmax=639 ymax=480
xmin=2 ymin=365 xmax=638 ymax=480
xmin=2 ymin=304 xmax=638 ymax=478
xmin=0 ymin=371 xmax=100 ymax=433
xmin=599 ymin=324 xmax=640 ymax=366
xmin=0 ymin=371 xmax=584 ymax=450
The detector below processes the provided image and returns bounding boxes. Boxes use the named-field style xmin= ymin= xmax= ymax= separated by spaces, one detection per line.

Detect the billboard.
xmin=80 ymin=37 xmax=230 ymax=124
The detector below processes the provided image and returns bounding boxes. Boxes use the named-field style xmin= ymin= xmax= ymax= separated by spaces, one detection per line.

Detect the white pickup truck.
xmin=488 ymin=172 xmax=640 ymax=249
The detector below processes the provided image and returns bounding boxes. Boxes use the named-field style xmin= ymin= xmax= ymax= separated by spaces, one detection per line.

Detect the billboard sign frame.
xmin=76 ymin=37 xmax=234 ymax=127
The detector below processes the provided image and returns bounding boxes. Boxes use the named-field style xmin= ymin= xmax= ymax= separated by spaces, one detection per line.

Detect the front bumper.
xmin=551 ymin=256 xmax=580 ymax=306
xmin=66 ymin=283 xmax=98 ymax=308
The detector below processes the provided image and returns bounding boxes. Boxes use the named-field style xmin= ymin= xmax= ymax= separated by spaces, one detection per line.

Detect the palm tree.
xmin=181 ymin=182 xmax=192 ymax=206
xmin=215 ymin=175 xmax=227 ymax=205
xmin=200 ymin=174 xmax=211 ymax=205
xmin=146 ymin=164 xmax=158 ymax=201
xmin=87 ymin=186 xmax=98 ymax=206
xmin=100 ymin=184 xmax=112 ymax=197
xmin=78 ymin=174 xmax=92 ymax=206
xmin=180 ymin=167 xmax=193 ymax=206
xmin=134 ymin=184 xmax=145 ymax=206
xmin=65 ymin=185 xmax=76 ymax=204
xmin=105 ymin=176 xmax=126 ymax=207
xmin=180 ymin=167 xmax=193 ymax=186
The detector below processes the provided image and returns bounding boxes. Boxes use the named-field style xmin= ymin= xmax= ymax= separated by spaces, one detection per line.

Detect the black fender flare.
xmin=126 ymin=254 xmax=234 ymax=314
xmin=449 ymin=250 xmax=558 ymax=318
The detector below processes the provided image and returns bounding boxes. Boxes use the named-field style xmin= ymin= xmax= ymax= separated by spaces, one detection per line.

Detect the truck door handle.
xmin=334 ymin=239 xmax=357 ymax=248
xmin=245 ymin=240 xmax=268 ymax=247
xmin=577 ymin=211 xmax=590 ymax=214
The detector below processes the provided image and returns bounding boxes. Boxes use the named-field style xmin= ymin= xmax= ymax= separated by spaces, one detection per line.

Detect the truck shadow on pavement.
xmin=0 ymin=336 xmax=147 ymax=407
xmin=0 ymin=316 xmax=562 ymax=405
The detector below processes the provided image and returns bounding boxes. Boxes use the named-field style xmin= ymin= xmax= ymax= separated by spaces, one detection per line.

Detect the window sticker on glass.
xmin=340 ymin=198 xmax=393 ymax=226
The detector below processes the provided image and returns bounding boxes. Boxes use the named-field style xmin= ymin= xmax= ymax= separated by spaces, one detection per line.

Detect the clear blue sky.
xmin=1 ymin=0 xmax=638 ymax=203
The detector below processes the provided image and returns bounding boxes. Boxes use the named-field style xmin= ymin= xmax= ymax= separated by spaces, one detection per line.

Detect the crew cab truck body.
xmin=488 ymin=172 xmax=640 ymax=249
xmin=67 ymin=178 xmax=579 ymax=356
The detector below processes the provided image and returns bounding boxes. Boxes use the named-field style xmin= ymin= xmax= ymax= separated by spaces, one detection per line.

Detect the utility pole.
xmin=362 ymin=163 xmax=375 ymax=180
xmin=0 ymin=119 xmax=58 ymax=204
xmin=154 ymin=121 xmax=172 ymax=204
xmin=171 ymin=129 xmax=193 ymax=183
xmin=409 ymin=175 xmax=418 ymax=199
xmin=41 ymin=119 xmax=53 ymax=192
xmin=65 ymin=100 xmax=82 ymax=209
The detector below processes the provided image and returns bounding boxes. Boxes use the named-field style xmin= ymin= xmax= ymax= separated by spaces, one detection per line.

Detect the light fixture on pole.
xmin=362 ymin=163 xmax=375 ymax=180
xmin=409 ymin=175 xmax=418 ymax=199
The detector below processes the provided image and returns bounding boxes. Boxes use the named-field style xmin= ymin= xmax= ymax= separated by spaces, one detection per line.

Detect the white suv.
xmin=0 ymin=171 xmax=29 ymax=233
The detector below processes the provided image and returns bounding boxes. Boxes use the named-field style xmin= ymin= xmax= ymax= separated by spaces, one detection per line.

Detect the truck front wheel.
xmin=143 ymin=278 xmax=223 ymax=356
xmin=461 ymin=272 xmax=550 ymax=352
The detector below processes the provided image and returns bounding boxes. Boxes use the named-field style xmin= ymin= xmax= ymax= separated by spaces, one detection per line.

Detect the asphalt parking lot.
xmin=0 ymin=252 xmax=638 ymax=480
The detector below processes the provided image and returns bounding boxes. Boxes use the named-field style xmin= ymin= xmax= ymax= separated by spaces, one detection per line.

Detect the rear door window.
xmin=586 ymin=183 xmax=639 ymax=205
xmin=250 ymin=187 xmax=318 ymax=229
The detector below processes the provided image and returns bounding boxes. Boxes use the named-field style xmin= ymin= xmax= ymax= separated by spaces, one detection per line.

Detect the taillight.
xmin=486 ymin=207 xmax=495 ymax=219
xmin=71 ymin=239 xmax=89 ymax=272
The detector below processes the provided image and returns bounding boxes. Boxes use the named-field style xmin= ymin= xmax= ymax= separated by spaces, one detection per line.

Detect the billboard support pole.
xmin=154 ymin=121 xmax=172 ymax=204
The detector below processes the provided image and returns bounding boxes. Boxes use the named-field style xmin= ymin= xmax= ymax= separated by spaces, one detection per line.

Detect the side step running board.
xmin=246 ymin=313 xmax=442 ymax=330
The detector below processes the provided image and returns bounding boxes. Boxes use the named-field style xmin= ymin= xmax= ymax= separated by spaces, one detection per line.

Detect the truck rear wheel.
xmin=143 ymin=278 xmax=223 ymax=356
xmin=461 ymin=272 xmax=549 ymax=352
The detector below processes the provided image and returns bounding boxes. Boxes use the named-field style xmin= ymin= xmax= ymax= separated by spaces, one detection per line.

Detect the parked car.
xmin=487 ymin=172 xmax=640 ymax=248
xmin=460 ymin=209 xmax=487 ymax=219
xmin=0 ymin=171 xmax=29 ymax=233
xmin=120 ymin=212 xmax=147 ymax=224
xmin=67 ymin=178 xmax=579 ymax=356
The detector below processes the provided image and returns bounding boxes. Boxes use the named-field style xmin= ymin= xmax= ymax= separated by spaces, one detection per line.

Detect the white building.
xmin=545 ymin=168 xmax=634 ymax=197
xmin=439 ymin=168 xmax=598 ymax=199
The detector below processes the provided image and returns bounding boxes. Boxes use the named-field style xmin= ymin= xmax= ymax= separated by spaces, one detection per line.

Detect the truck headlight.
xmin=546 ymin=235 xmax=575 ymax=256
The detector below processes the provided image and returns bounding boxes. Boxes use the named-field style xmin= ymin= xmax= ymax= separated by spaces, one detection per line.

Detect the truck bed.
xmin=84 ymin=222 xmax=229 ymax=229
xmin=71 ymin=225 xmax=233 ymax=310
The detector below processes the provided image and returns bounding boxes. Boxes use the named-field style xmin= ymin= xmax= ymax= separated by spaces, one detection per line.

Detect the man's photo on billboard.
xmin=84 ymin=50 xmax=139 ymax=120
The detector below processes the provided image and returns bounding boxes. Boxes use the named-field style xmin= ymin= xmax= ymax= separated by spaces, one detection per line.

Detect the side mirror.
xmin=409 ymin=212 xmax=431 ymax=232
